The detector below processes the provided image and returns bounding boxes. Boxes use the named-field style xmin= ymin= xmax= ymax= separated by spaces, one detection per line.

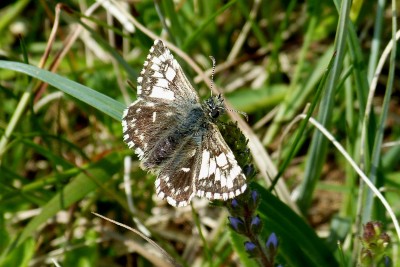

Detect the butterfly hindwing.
xmin=122 ymin=100 xmax=179 ymax=162
xmin=155 ymin=139 xmax=199 ymax=207
xmin=195 ymin=124 xmax=247 ymax=200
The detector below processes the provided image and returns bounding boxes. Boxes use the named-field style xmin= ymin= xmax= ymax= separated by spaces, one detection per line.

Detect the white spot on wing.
xmin=151 ymin=56 xmax=162 ymax=66
xmin=161 ymin=51 xmax=170 ymax=61
xmin=216 ymin=153 xmax=228 ymax=167
xmin=230 ymin=165 xmax=241 ymax=179
xmin=127 ymin=141 xmax=135 ymax=148
xmin=209 ymin=158 xmax=216 ymax=175
xmin=122 ymin=121 xmax=128 ymax=132
xmin=220 ymin=172 xmax=227 ymax=187
xmin=215 ymin=168 xmax=221 ymax=181
xmin=122 ymin=108 xmax=129 ymax=118
xmin=178 ymin=201 xmax=187 ymax=207
xmin=153 ymin=72 xmax=163 ymax=78
xmin=149 ymin=86 xmax=175 ymax=100
xmin=158 ymin=54 xmax=166 ymax=62
xmin=165 ymin=66 xmax=176 ymax=81
xmin=152 ymin=112 xmax=157 ymax=122
xmin=166 ymin=196 xmax=177 ymax=207
xmin=145 ymin=102 xmax=155 ymax=107
xmin=150 ymin=63 xmax=160 ymax=72
xmin=226 ymin=175 xmax=233 ymax=189
xmin=135 ymin=147 xmax=144 ymax=159
xmin=181 ymin=167 xmax=190 ymax=172
xmin=158 ymin=191 xmax=165 ymax=199
xmin=241 ymin=184 xmax=247 ymax=193
xmin=227 ymin=152 xmax=236 ymax=160
xmin=199 ymin=150 xmax=210 ymax=179
xmin=155 ymin=78 xmax=169 ymax=88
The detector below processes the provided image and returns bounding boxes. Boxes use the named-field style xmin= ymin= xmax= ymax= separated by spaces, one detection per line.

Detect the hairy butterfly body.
xmin=122 ymin=39 xmax=247 ymax=207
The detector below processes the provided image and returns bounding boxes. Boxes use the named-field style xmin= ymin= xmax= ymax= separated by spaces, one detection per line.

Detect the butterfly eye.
xmin=210 ymin=109 xmax=219 ymax=119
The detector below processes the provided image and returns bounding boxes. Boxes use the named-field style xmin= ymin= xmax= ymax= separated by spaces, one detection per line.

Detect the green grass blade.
xmin=255 ymin=183 xmax=338 ymax=266
xmin=0 ymin=238 xmax=34 ymax=267
xmin=296 ymin=0 xmax=352 ymax=211
xmin=229 ymin=231 xmax=258 ymax=266
xmin=182 ymin=0 xmax=237 ymax=51
xmin=0 ymin=61 xmax=125 ymax=121
xmin=367 ymin=0 xmax=386 ymax=83
xmin=363 ymin=0 xmax=397 ymax=222
xmin=9 ymin=152 xmax=122 ymax=249
xmin=0 ymin=0 xmax=30 ymax=33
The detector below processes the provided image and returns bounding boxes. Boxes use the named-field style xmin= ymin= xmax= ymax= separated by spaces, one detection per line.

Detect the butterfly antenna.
xmin=226 ymin=107 xmax=249 ymax=121
xmin=209 ymin=56 xmax=216 ymax=97
xmin=208 ymin=56 xmax=248 ymax=121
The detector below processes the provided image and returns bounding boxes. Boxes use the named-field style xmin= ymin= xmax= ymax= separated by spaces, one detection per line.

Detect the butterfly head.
xmin=204 ymin=94 xmax=225 ymax=120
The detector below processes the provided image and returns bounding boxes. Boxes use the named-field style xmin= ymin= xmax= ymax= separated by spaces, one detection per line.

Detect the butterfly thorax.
xmin=143 ymin=104 xmax=209 ymax=169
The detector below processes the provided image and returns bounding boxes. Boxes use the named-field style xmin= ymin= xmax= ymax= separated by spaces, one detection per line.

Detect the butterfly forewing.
xmin=122 ymin=39 xmax=247 ymax=207
xmin=138 ymin=40 xmax=199 ymax=103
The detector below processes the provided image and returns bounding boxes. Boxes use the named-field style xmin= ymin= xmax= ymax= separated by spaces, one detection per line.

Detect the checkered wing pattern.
xmin=195 ymin=124 xmax=247 ymax=200
xmin=122 ymin=39 xmax=247 ymax=207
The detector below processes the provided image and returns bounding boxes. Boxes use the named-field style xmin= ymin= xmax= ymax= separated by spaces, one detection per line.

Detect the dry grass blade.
xmin=92 ymin=212 xmax=182 ymax=267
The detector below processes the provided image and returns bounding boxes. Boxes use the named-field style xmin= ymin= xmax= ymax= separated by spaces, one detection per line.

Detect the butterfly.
xmin=122 ymin=39 xmax=247 ymax=207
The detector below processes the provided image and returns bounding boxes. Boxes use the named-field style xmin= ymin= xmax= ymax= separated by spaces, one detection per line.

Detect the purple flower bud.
xmin=228 ymin=216 xmax=245 ymax=233
xmin=251 ymin=215 xmax=261 ymax=227
xmin=243 ymin=164 xmax=254 ymax=177
xmin=244 ymin=241 xmax=257 ymax=252
xmin=248 ymin=190 xmax=260 ymax=211
xmin=231 ymin=199 xmax=239 ymax=208
xmin=250 ymin=215 xmax=262 ymax=234
xmin=384 ymin=255 xmax=392 ymax=267
xmin=251 ymin=190 xmax=258 ymax=203
xmin=266 ymin=232 xmax=279 ymax=249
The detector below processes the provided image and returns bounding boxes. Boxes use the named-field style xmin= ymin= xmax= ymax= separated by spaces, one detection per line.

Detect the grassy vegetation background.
xmin=0 ymin=0 xmax=399 ymax=266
